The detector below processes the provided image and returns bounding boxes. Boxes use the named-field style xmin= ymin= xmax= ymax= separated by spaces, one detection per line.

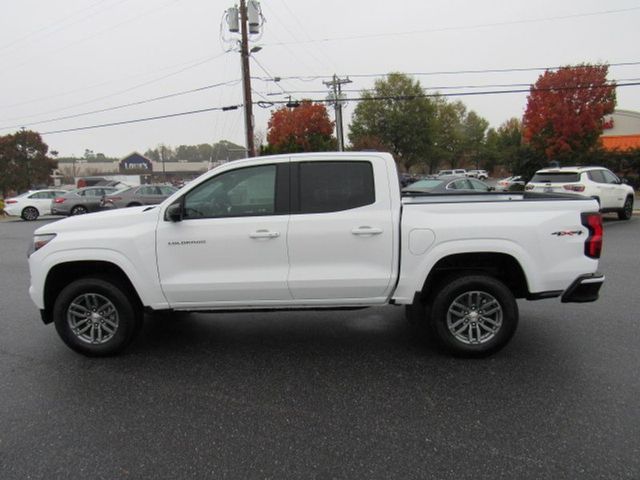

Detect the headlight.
xmin=28 ymin=234 xmax=56 ymax=257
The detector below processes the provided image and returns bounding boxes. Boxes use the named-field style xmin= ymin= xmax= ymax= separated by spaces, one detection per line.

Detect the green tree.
xmin=349 ymin=73 xmax=436 ymax=171
xmin=481 ymin=118 xmax=524 ymax=173
xmin=0 ymin=130 xmax=56 ymax=195
xmin=431 ymin=99 xmax=489 ymax=172
xmin=431 ymin=98 xmax=466 ymax=171
xmin=463 ymin=111 xmax=489 ymax=168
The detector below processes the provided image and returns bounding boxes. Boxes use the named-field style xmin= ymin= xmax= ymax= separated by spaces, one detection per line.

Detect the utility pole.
xmin=323 ymin=75 xmax=352 ymax=151
xmin=239 ymin=0 xmax=255 ymax=157
xmin=224 ymin=2 xmax=263 ymax=157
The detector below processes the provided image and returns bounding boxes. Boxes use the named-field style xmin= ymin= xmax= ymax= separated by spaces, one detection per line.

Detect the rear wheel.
xmin=618 ymin=196 xmax=633 ymax=220
xmin=429 ymin=274 xmax=518 ymax=357
xmin=53 ymin=277 xmax=142 ymax=356
xmin=70 ymin=205 xmax=88 ymax=215
xmin=21 ymin=206 xmax=39 ymax=221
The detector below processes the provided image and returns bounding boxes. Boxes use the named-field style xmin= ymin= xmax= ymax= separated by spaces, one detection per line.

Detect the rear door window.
xmin=297 ymin=161 xmax=375 ymax=214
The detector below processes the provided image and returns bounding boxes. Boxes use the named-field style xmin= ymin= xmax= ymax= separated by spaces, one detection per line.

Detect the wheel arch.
xmin=419 ymin=252 xmax=530 ymax=301
xmin=42 ymin=261 xmax=143 ymax=324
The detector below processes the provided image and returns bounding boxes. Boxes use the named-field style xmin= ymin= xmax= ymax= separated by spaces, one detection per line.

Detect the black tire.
xmin=429 ymin=274 xmax=518 ymax=357
xmin=21 ymin=206 xmax=39 ymax=221
xmin=53 ymin=277 xmax=142 ymax=356
xmin=618 ymin=196 xmax=633 ymax=220
xmin=70 ymin=205 xmax=88 ymax=216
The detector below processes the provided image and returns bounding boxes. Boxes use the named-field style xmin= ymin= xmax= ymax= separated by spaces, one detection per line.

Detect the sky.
xmin=1 ymin=0 xmax=639 ymax=158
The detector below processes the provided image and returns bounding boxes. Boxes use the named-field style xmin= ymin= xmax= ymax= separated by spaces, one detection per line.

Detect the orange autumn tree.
xmin=523 ymin=63 xmax=616 ymax=160
xmin=265 ymin=101 xmax=336 ymax=154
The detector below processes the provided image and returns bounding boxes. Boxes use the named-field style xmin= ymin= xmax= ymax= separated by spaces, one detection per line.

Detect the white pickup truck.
xmin=28 ymin=152 xmax=605 ymax=357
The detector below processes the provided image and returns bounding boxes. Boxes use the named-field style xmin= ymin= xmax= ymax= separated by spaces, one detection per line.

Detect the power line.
xmin=263 ymin=6 xmax=640 ymax=47
xmin=7 ymin=59 xmax=636 ymax=126
xmin=2 ymin=52 xmax=230 ymax=124
xmin=251 ymin=61 xmax=640 ymax=82
xmin=39 ymin=81 xmax=640 ymax=136
xmin=0 ymin=0 xmax=119 ymax=55
xmin=41 ymin=104 xmax=241 ymax=135
xmin=250 ymin=56 xmax=287 ymax=94
xmin=4 ymin=0 xmax=180 ymax=73
xmin=0 ymin=79 xmax=241 ymax=131
xmin=0 ymin=52 xmax=230 ymax=110
xmin=9 ymin=70 xmax=638 ymax=132
xmin=259 ymin=78 xmax=640 ymax=96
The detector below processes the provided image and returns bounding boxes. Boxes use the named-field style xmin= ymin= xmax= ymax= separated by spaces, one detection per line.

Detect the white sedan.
xmin=4 ymin=189 xmax=68 ymax=221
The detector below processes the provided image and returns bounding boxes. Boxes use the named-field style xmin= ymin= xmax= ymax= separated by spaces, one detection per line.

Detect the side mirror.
xmin=621 ymin=178 xmax=629 ymax=185
xmin=166 ymin=202 xmax=183 ymax=222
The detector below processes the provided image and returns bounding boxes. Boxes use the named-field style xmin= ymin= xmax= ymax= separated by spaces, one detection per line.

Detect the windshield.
xmin=531 ymin=172 xmax=580 ymax=183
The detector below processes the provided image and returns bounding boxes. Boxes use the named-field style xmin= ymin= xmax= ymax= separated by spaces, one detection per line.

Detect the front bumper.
xmin=561 ymin=273 xmax=605 ymax=303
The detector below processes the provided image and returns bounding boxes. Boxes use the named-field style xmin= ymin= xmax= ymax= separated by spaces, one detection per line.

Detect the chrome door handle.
xmin=249 ymin=229 xmax=280 ymax=239
xmin=351 ymin=226 xmax=383 ymax=236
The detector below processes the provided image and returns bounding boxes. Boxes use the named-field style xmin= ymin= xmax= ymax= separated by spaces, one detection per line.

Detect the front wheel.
xmin=429 ymin=274 xmax=518 ymax=357
xmin=21 ymin=206 xmax=39 ymax=221
xmin=53 ymin=277 xmax=142 ymax=356
xmin=618 ymin=196 xmax=633 ymax=220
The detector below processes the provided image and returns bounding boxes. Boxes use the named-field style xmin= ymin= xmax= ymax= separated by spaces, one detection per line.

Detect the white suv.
xmin=526 ymin=166 xmax=634 ymax=220
xmin=466 ymin=169 xmax=489 ymax=180
xmin=437 ymin=169 xmax=467 ymax=177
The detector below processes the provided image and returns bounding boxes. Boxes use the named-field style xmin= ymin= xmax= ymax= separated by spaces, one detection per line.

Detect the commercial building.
xmin=600 ymin=110 xmax=640 ymax=150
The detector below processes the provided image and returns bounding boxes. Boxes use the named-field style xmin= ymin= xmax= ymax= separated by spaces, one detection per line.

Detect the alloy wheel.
xmin=446 ymin=290 xmax=503 ymax=345
xmin=67 ymin=293 xmax=119 ymax=345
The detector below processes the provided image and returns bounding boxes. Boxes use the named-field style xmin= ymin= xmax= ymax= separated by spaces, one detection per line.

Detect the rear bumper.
xmin=561 ymin=273 xmax=605 ymax=303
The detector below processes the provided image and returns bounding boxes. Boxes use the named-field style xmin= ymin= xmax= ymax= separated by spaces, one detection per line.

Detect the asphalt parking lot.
xmin=0 ymin=215 xmax=639 ymax=479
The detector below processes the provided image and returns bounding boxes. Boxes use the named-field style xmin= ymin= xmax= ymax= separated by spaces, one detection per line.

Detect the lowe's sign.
xmin=119 ymin=153 xmax=152 ymax=172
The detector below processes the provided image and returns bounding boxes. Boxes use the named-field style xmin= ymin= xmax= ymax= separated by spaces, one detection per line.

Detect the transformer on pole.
xmin=223 ymin=1 xmax=264 ymax=158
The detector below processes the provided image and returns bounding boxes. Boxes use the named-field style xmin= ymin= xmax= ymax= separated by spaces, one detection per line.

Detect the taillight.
xmin=564 ymin=184 xmax=586 ymax=192
xmin=6 ymin=199 xmax=17 ymax=204
xmin=53 ymin=197 xmax=66 ymax=204
xmin=581 ymin=212 xmax=603 ymax=259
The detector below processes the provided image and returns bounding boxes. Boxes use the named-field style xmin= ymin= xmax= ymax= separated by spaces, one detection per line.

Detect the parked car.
xmin=403 ymin=176 xmax=493 ymax=193
xmin=437 ymin=169 xmax=467 ymax=177
xmin=29 ymin=152 xmax=604 ymax=358
xmin=4 ymin=189 xmax=68 ymax=221
xmin=466 ymin=169 xmax=489 ymax=180
xmin=497 ymin=175 xmax=525 ymax=191
xmin=525 ymin=166 xmax=635 ymax=220
xmin=101 ymin=185 xmax=178 ymax=210
xmin=51 ymin=186 xmax=121 ymax=216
